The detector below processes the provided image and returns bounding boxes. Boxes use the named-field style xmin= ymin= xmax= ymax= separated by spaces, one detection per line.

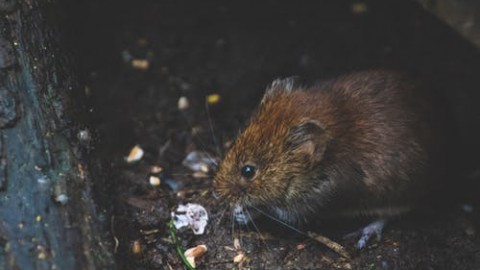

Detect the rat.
xmin=213 ymin=70 xmax=449 ymax=248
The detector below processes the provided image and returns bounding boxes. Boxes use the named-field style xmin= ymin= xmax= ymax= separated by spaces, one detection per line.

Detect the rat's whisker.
xmin=212 ymin=205 xmax=228 ymax=234
xmin=231 ymin=208 xmax=236 ymax=239
xmin=245 ymin=208 xmax=273 ymax=253
xmin=211 ymin=205 xmax=230 ymax=245
xmin=250 ymin=205 xmax=306 ymax=236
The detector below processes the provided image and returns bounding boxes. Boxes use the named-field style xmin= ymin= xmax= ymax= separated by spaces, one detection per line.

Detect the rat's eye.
xmin=241 ymin=165 xmax=256 ymax=180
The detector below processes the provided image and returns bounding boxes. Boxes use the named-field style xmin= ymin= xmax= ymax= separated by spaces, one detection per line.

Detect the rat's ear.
xmin=286 ymin=120 xmax=329 ymax=163
xmin=261 ymin=77 xmax=300 ymax=104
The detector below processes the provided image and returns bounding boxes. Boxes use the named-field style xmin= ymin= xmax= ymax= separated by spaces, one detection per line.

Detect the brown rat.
xmin=213 ymin=70 xmax=448 ymax=232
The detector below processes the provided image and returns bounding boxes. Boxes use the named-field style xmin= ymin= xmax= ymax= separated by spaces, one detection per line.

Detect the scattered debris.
xmin=132 ymin=240 xmax=143 ymax=255
xmin=233 ymin=237 xmax=241 ymax=250
xmin=125 ymin=145 xmax=144 ymax=163
xmin=233 ymin=251 xmax=245 ymax=263
xmin=55 ymin=194 xmax=69 ymax=205
xmin=165 ymin=178 xmax=182 ymax=192
xmin=149 ymin=175 xmax=161 ymax=186
xmin=171 ymin=203 xmax=209 ymax=235
xmin=178 ymin=96 xmax=189 ymax=110
xmin=296 ymin=243 xmax=306 ymax=250
xmin=131 ymin=59 xmax=150 ymax=70
xmin=192 ymin=171 xmax=209 ymax=178
xmin=182 ymin=151 xmax=217 ymax=173
xmin=140 ymin=228 xmax=160 ymax=235
xmin=150 ymin=165 xmax=163 ymax=174
xmin=206 ymin=93 xmax=221 ymax=105
xmin=184 ymin=244 xmax=208 ymax=268
xmin=307 ymin=231 xmax=351 ymax=259
xmin=77 ymin=129 xmax=91 ymax=142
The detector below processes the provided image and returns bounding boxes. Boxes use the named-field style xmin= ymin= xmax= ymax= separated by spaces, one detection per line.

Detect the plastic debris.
xmin=171 ymin=203 xmax=209 ymax=235
xmin=182 ymin=151 xmax=217 ymax=173
xmin=125 ymin=145 xmax=144 ymax=163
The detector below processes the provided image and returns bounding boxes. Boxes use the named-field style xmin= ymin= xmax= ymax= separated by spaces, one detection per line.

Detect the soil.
xmin=69 ymin=0 xmax=480 ymax=269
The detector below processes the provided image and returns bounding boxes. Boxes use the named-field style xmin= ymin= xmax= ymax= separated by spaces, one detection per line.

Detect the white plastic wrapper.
xmin=171 ymin=203 xmax=209 ymax=235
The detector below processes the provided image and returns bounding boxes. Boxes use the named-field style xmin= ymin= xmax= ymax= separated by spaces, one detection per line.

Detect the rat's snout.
xmin=230 ymin=178 xmax=249 ymax=195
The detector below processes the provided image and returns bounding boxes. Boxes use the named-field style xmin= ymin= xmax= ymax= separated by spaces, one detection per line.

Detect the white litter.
xmin=171 ymin=203 xmax=209 ymax=235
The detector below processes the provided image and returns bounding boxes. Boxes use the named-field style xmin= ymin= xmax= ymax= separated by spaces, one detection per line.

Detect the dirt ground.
xmin=69 ymin=1 xmax=480 ymax=269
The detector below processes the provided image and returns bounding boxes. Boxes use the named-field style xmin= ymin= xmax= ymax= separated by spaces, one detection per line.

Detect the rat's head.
xmin=214 ymin=79 xmax=332 ymax=219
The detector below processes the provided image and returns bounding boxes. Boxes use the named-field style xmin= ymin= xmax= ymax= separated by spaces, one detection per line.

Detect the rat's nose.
xmin=230 ymin=181 xmax=247 ymax=195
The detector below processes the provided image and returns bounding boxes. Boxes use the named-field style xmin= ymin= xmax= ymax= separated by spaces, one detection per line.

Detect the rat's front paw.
xmin=356 ymin=219 xmax=385 ymax=249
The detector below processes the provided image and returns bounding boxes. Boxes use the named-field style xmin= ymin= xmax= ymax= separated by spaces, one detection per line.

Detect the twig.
xmin=307 ymin=231 xmax=351 ymax=259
